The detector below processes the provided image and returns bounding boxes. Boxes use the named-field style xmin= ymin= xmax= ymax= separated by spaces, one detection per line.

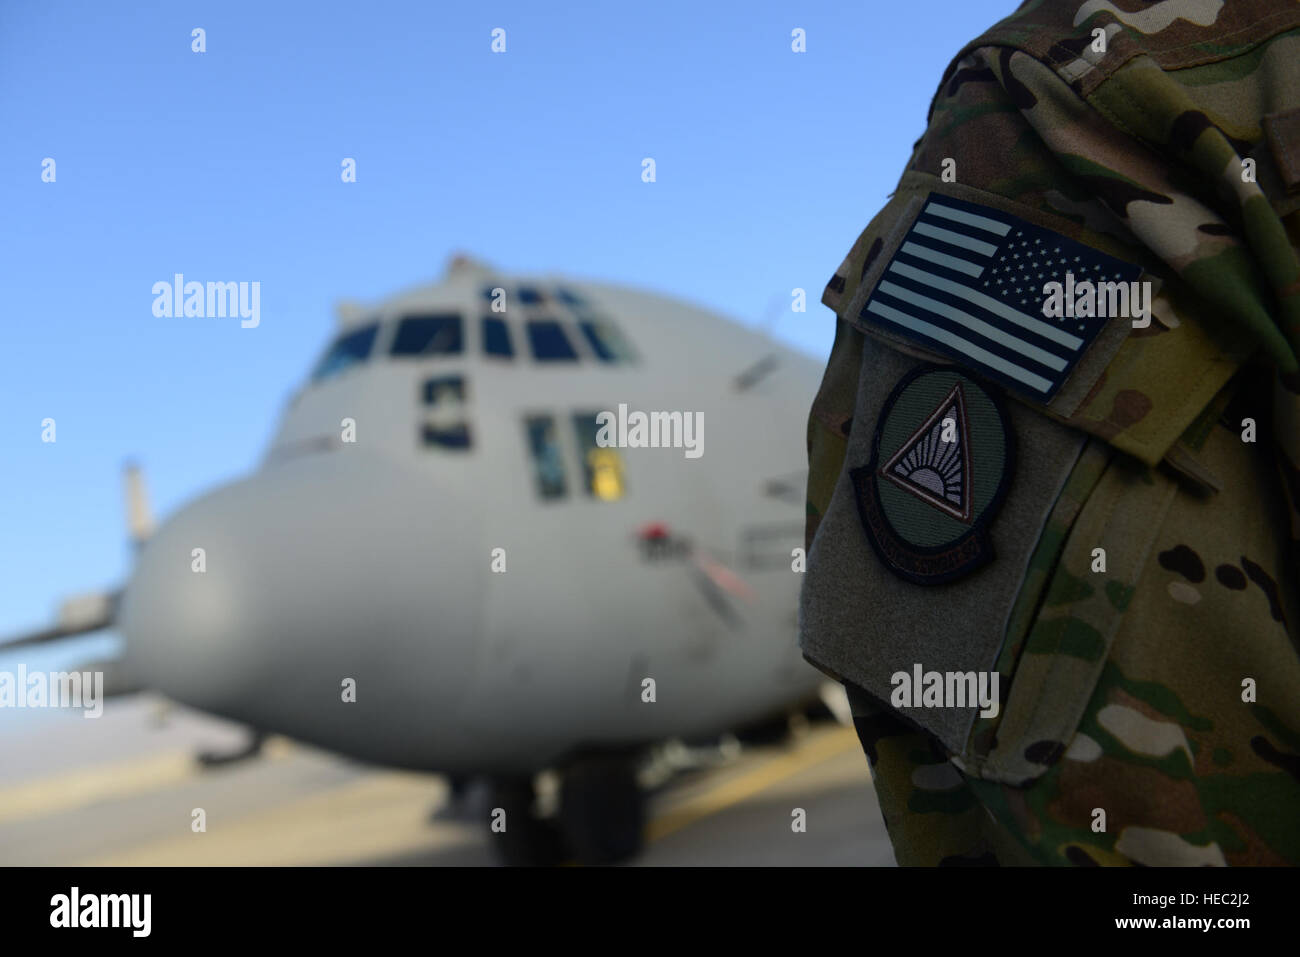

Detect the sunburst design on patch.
xmin=879 ymin=383 xmax=973 ymax=523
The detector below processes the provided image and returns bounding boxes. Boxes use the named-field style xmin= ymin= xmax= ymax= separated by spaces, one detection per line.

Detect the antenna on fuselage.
xmin=335 ymin=300 xmax=366 ymax=327
xmin=732 ymin=294 xmax=784 ymax=391
xmin=444 ymin=252 xmax=496 ymax=281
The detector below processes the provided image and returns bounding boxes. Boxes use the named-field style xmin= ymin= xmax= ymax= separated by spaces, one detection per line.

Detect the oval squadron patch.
xmin=850 ymin=365 xmax=1013 ymax=585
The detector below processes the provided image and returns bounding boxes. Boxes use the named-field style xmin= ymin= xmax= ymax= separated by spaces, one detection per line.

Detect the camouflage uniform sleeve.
xmin=805 ymin=0 xmax=1300 ymax=866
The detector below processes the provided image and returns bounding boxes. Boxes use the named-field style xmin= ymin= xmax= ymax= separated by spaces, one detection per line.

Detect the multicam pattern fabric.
xmin=805 ymin=0 xmax=1300 ymax=865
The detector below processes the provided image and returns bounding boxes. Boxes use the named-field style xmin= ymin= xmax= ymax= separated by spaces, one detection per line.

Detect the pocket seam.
xmin=960 ymin=458 xmax=1181 ymax=785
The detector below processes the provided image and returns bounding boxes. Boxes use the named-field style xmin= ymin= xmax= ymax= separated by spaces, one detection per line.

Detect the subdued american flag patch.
xmin=859 ymin=194 xmax=1143 ymax=401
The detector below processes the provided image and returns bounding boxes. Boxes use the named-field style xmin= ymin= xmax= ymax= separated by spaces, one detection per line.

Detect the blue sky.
xmin=0 ymin=0 xmax=1010 ymax=663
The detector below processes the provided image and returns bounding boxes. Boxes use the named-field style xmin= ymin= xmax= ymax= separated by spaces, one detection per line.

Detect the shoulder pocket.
xmin=800 ymin=335 xmax=1088 ymax=758
xmin=828 ymin=175 xmax=1246 ymax=471
xmin=800 ymin=335 xmax=1181 ymax=782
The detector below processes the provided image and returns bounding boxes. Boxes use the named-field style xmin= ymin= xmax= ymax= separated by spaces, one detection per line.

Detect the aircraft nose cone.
xmin=118 ymin=484 xmax=267 ymax=709
xmin=118 ymin=455 xmax=484 ymax=763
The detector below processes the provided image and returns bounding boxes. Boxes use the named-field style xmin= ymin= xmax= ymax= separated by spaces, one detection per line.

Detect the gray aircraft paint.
xmin=117 ymin=258 xmax=826 ymax=775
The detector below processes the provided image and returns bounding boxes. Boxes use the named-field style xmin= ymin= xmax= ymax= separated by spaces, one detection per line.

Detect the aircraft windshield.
xmin=482 ymin=316 xmax=514 ymax=358
xmin=526 ymin=320 xmax=578 ymax=361
xmin=578 ymin=319 xmax=636 ymax=363
xmin=391 ymin=314 xmax=464 ymax=357
xmin=311 ymin=323 xmax=379 ymax=382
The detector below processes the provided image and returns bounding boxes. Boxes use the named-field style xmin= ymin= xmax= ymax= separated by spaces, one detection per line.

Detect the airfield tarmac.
xmin=0 ymin=694 xmax=895 ymax=866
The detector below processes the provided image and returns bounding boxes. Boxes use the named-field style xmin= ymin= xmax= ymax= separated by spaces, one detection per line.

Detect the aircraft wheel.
xmin=732 ymin=712 xmax=793 ymax=746
xmin=488 ymin=777 xmax=567 ymax=866
xmin=558 ymin=755 xmax=646 ymax=865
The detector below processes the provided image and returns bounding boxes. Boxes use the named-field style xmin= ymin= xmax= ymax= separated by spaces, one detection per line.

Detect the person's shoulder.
xmin=946 ymin=0 xmax=1300 ymax=100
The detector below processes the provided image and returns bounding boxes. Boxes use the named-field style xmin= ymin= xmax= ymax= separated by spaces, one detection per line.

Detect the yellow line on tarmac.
xmin=0 ymin=737 xmax=292 ymax=826
xmin=645 ymin=727 xmax=859 ymax=843
xmin=3 ymin=727 xmax=861 ymax=865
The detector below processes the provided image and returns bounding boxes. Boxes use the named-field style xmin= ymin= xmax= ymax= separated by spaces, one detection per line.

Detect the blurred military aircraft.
xmin=2 ymin=255 xmax=828 ymax=863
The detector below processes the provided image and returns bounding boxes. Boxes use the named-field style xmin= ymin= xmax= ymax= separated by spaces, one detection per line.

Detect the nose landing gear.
xmin=489 ymin=753 xmax=646 ymax=866
xmin=489 ymin=776 xmax=567 ymax=866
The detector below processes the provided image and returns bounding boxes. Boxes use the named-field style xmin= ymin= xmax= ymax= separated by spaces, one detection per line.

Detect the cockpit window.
xmin=421 ymin=374 xmax=471 ymax=450
xmin=391 ymin=313 xmax=464 ymax=357
xmin=422 ymin=422 xmax=471 ymax=449
xmin=573 ymin=412 xmax=626 ymax=500
xmin=482 ymin=316 xmax=514 ymax=358
xmin=578 ymin=318 xmax=636 ymax=363
xmin=524 ymin=415 xmax=567 ymax=499
xmin=554 ymin=287 xmax=586 ymax=309
xmin=311 ymin=323 xmax=379 ymax=382
xmin=423 ymin=374 xmax=466 ymax=406
xmin=526 ymin=319 xmax=578 ymax=361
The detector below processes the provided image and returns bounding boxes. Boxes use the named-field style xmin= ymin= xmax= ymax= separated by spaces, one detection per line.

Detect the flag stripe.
xmin=925 ymin=201 xmax=1012 ymax=236
xmin=877 ymin=281 xmax=1068 ymax=371
xmin=911 ymin=221 xmax=998 ymax=257
xmin=866 ymin=300 xmax=1054 ymax=393
xmin=873 ymin=279 xmax=1069 ymax=384
xmin=888 ymin=260 xmax=1083 ymax=350
xmin=899 ymin=242 xmax=984 ymax=278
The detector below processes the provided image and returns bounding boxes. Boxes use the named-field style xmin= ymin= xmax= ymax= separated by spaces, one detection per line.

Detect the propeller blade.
xmin=0 ymin=590 xmax=119 ymax=651
xmin=123 ymin=461 xmax=155 ymax=546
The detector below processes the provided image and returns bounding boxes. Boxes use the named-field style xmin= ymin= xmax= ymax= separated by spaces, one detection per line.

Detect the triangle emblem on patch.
xmin=878 ymin=383 xmax=973 ymax=524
